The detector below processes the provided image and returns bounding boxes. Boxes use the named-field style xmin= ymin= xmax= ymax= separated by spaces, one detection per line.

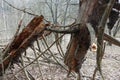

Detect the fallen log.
xmin=0 ymin=15 xmax=49 ymax=75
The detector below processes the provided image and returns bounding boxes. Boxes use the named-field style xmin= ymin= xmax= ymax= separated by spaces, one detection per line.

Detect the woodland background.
xmin=0 ymin=0 xmax=120 ymax=80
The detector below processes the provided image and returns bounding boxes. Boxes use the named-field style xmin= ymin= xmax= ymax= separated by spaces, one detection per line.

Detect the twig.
xmin=14 ymin=13 xmax=25 ymax=38
xmin=23 ymin=55 xmax=58 ymax=65
xmin=92 ymin=67 xmax=98 ymax=80
xmin=45 ymin=23 xmax=80 ymax=33
xmin=30 ymin=45 xmax=43 ymax=79
xmin=63 ymin=0 xmax=71 ymax=25
xmin=45 ymin=0 xmax=55 ymax=22
xmin=2 ymin=13 xmax=25 ymax=57
xmin=9 ymin=34 xmax=65 ymax=79
xmin=36 ymin=39 xmax=42 ymax=52
xmin=41 ymin=35 xmax=68 ymax=71
xmin=56 ymin=40 xmax=65 ymax=57
xmin=20 ymin=56 xmax=31 ymax=80
xmin=3 ymin=0 xmax=38 ymax=16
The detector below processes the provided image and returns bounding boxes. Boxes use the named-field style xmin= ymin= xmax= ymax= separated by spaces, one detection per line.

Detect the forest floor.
xmin=1 ymin=37 xmax=120 ymax=80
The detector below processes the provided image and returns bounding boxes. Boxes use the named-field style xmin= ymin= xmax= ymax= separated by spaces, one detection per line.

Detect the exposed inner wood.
xmin=64 ymin=24 xmax=91 ymax=75
xmin=0 ymin=15 xmax=50 ymax=75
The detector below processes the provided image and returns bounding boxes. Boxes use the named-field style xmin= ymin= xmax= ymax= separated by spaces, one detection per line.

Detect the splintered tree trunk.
xmin=0 ymin=15 xmax=49 ymax=75
xmin=64 ymin=1 xmax=119 ymax=79
xmin=64 ymin=24 xmax=90 ymax=75
xmin=64 ymin=0 xmax=97 ymax=78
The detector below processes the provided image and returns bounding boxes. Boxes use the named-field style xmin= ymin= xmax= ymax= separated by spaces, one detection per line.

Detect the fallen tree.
xmin=0 ymin=15 xmax=50 ymax=75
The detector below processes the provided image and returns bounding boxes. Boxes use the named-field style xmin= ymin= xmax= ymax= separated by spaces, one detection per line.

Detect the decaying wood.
xmin=64 ymin=1 xmax=97 ymax=78
xmin=64 ymin=24 xmax=91 ymax=78
xmin=64 ymin=0 xmax=120 ymax=79
xmin=0 ymin=15 xmax=49 ymax=75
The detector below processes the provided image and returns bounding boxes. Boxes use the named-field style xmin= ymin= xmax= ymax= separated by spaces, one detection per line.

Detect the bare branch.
xmin=3 ymin=0 xmax=38 ymax=16
xmin=97 ymin=0 xmax=116 ymax=79
xmin=45 ymin=0 xmax=55 ymax=22
xmin=104 ymin=33 xmax=120 ymax=47
xmin=9 ymin=34 xmax=65 ymax=79
xmin=45 ymin=23 xmax=80 ymax=33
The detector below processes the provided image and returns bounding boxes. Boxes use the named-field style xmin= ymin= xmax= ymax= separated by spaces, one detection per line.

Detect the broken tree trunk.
xmin=64 ymin=0 xmax=98 ymax=79
xmin=0 ymin=15 xmax=49 ymax=75
xmin=64 ymin=24 xmax=91 ymax=76
xmin=64 ymin=0 xmax=120 ymax=79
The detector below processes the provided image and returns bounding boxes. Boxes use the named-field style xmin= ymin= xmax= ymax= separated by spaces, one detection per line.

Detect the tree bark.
xmin=0 ymin=15 xmax=49 ymax=75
